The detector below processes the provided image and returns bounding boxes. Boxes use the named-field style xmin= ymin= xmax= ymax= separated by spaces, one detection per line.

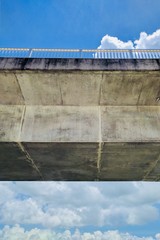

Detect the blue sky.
xmin=0 ymin=0 xmax=160 ymax=49
xmin=0 ymin=182 xmax=160 ymax=239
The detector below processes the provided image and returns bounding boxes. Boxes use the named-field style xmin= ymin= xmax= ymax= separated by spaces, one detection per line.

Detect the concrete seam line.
xmin=16 ymin=142 xmax=44 ymax=180
xmin=58 ymin=78 xmax=63 ymax=105
xmin=19 ymin=105 xmax=26 ymax=141
xmin=14 ymin=73 xmax=25 ymax=104
xmin=98 ymin=73 xmax=103 ymax=105
xmin=136 ymin=79 xmax=144 ymax=106
xmin=97 ymin=106 xmax=103 ymax=178
xmin=97 ymin=143 xmax=102 ymax=173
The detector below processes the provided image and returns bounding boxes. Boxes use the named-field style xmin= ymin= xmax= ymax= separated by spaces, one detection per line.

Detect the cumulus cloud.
xmin=0 ymin=225 xmax=159 ymax=240
xmin=0 ymin=182 xmax=160 ymax=229
xmin=98 ymin=35 xmax=134 ymax=49
xmin=98 ymin=29 xmax=160 ymax=49
xmin=134 ymin=29 xmax=160 ymax=49
xmin=0 ymin=198 xmax=81 ymax=228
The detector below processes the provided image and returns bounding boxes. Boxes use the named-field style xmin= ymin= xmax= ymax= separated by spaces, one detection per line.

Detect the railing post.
xmin=129 ymin=49 xmax=134 ymax=59
xmin=79 ymin=49 xmax=82 ymax=58
xmin=28 ymin=48 xmax=33 ymax=58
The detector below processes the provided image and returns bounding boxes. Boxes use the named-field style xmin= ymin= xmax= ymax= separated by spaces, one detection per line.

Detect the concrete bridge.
xmin=0 ymin=50 xmax=160 ymax=180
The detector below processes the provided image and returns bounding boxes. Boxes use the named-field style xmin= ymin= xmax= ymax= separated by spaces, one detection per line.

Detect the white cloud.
xmin=0 ymin=182 xmax=15 ymax=204
xmin=98 ymin=35 xmax=134 ymax=49
xmin=0 ymin=197 xmax=81 ymax=228
xmin=0 ymin=182 xmax=160 ymax=228
xmin=0 ymin=225 xmax=158 ymax=240
xmin=156 ymin=233 xmax=160 ymax=240
xmin=98 ymin=29 xmax=160 ymax=49
xmin=134 ymin=29 xmax=160 ymax=49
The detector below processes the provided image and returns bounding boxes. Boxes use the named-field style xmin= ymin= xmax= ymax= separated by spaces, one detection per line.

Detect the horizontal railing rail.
xmin=0 ymin=48 xmax=160 ymax=59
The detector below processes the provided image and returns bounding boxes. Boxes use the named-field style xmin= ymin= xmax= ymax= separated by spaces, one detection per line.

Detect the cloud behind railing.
xmin=98 ymin=29 xmax=160 ymax=49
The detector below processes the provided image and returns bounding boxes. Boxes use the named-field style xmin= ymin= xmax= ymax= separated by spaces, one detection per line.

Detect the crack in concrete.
xmin=137 ymin=79 xmax=144 ymax=105
xmin=17 ymin=142 xmax=44 ymax=180
xmin=143 ymin=152 xmax=160 ymax=180
xmin=19 ymin=106 xmax=26 ymax=138
xmin=14 ymin=73 xmax=25 ymax=104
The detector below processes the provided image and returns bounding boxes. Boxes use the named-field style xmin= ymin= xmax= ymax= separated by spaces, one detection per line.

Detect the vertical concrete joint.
xmin=97 ymin=106 xmax=103 ymax=179
xmin=98 ymin=73 xmax=103 ymax=105
xmin=97 ymin=142 xmax=103 ymax=173
xmin=58 ymin=79 xmax=63 ymax=105
xmin=136 ymin=79 xmax=144 ymax=105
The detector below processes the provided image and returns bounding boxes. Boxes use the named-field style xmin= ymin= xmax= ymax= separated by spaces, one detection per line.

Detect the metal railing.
xmin=0 ymin=48 xmax=160 ymax=59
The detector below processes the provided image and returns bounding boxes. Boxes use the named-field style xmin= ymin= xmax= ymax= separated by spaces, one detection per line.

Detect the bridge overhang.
xmin=0 ymin=58 xmax=160 ymax=180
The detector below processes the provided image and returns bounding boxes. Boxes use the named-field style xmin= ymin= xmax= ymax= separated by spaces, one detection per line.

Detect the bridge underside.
xmin=0 ymin=58 xmax=160 ymax=181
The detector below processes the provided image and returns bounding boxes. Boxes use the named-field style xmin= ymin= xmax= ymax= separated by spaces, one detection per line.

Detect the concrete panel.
xmin=0 ymin=142 xmax=40 ymax=180
xmin=59 ymin=72 xmax=102 ymax=105
xmin=23 ymin=143 xmax=98 ymax=180
xmin=100 ymin=72 xmax=143 ymax=106
xmin=101 ymin=106 xmax=160 ymax=142
xmin=0 ymin=72 xmax=24 ymax=105
xmin=0 ymin=70 xmax=160 ymax=106
xmin=99 ymin=143 xmax=160 ymax=181
xmin=16 ymin=71 xmax=102 ymax=106
xmin=16 ymin=72 xmax=62 ymax=105
xmin=0 ymin=105 xmax=24 ymax=142
xmin=21 ymin=106 xmax=99 ymax=142
xmin=138 ymin=72 xmax=160 ymax=105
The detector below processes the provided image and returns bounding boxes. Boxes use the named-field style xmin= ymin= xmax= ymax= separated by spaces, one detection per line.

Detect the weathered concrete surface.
xmin=102 ymin=106 xmax=160 ymax=142
xmin=0 ymin=73 xmax=24 ymax=105
xmin=0 ymin=71 xmax=160 ymax=106
xmin=0 ymin=142 xmax=160 ymax=181
xmin=0 ymin=143 xmax=40 ymax=180
xmin=100 ymin=143 xmax=160 ymax=181
xmin=1 ymin=106 xmax=160 ymax=143
xmin=22 ymin=143 xmax=98 ymax=181
xmin=0 ymin=58 xmax=160 ymax=180
xmin=0 ymin=58 xmax=160 ymax=71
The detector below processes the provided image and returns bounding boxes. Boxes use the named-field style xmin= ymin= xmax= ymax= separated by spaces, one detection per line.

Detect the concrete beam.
xmin=0 ymin=71 xmax=160 ymax=106
xmin=0 ymin=105 xmax=160 ymax=181
xmin=0 ymin=142 xmax=160 ymax=181
xmin=0 ymin=58 xmax=160 ymax=181
xmin=1 ymin=105 xmax=160 ymax=143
